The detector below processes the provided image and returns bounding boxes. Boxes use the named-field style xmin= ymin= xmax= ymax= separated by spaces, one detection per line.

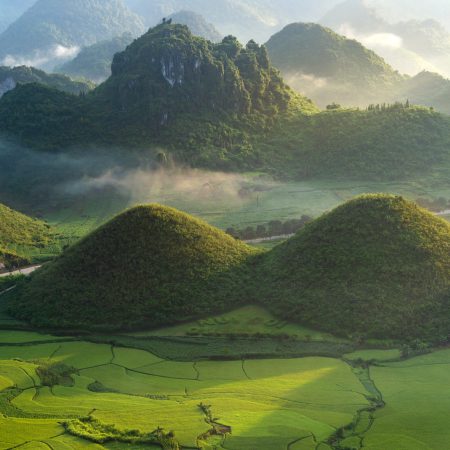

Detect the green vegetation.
xmin=344 ymin=349 xmax=402 ymax=363
xmin=0 ymin=332 xmax=369 ymax=450
xmin=226 ymin=215 xmax=312 ymax=240
xmin=2 ymin=23 xmax=450 ymax=182
xmin=0 ymin=202 xmax=53 ymax=265
xmin=132 ymin=305 xmax=344 ymax=343
xmin=259 ymin=104 xmax=450 ymax=180
xmin=0 ymin=328 xmax=448 ymax=449
xmin=257 ymin=194 xmax=450 ymax=340
xmin=0 ymin=274 xmax=25 ymax=291
xmin=0 ymin=248 xmax=31 ymax=271
xmin=63 ymin=416 xmax=173 ymax=446
xmin=0 ymin=66 xmax=93 ymax=97
xmin=365 ymin=349 xmax=450 ymax=449
xmin=0 ymin=203 xmax=51 ymax=249
xmin=9 ymin=195 xmax=450 ymax=343
xmin=0 ymin=22 xmax=316 ymax=166
xmin=8 ymin=204 xmax=258 ymax=329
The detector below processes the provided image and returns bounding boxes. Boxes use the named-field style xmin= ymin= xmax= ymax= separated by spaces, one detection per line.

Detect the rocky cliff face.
xmin=0 ymin=77 xmax=16 ymax=97
xmin=95 ymin=23 xmax=297 ymax=129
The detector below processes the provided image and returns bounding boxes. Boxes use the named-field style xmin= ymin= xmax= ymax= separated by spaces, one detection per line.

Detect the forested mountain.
xmin=0 ymin=66 xmax=93 ymax=98
xmin=93 ymin=23 xmax=300 ymax=131
xmin=266 ymin=22 xmax=450 ymax=113
xmin=1 ymin=23 xmax=449 ymax=181
xmin=56 ymin=34 xmax=134 ymax=83
xmin=259 ymin=103 xmax=450 ymax=180
xmin=0 ymin=0 xmax=36 ymax=33
xmin=57 ymin=12 xmax=222 ymax=83
xmin=266 ymin=23 xmax=402 ymax=107
xmin=0 ymin=0 xmax=145 ymax=70
xmin=0 ymin=23 xmax=309 ymax=169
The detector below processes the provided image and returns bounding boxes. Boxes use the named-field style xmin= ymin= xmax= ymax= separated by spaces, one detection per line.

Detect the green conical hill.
xmin=259 ymin=194 xmax=450 ymax=340
xmin=9 ymin=204 xmax=258 ymax=329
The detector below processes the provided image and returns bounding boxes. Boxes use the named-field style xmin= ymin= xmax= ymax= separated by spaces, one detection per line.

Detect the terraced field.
xmin=0 ymin=328 xmax=449 ymax=448
xmin=0 ymin=330 xmax=369 ymax=449
xmin=127 ymin=305 xmax=347 ymax=342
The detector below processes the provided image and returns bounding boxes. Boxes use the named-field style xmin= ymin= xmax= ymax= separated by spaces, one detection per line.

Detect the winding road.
xmin=0 ymin=265 xmax=41 ymax=278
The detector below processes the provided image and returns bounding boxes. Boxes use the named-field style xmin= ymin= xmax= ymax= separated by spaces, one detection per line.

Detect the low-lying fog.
xmin=0 ymin=139 xmax=275 ymax=215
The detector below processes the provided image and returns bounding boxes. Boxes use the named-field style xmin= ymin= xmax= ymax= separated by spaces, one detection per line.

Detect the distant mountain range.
xmin=0 ymin=0 xmax=35 ymax=33
xmin=267 ymin=22 xmax=450 ymax=114
xmin=123 ymin=0 xmax=343 ymax=42
xmin=321 ymin=0 xmax=450 ymax=78
xmin=266 ymin=23 xmax=402 ymax=107
xmin=56 ymin=34 xmax=134 ymax=83
xmin=57 ymin=11 xmax=223 ymax=83
xmin=168 ymin=10 xmax=222 ymax=42
xmin=0 ymin=0 xmax=145 ymax=70
xmin=0 ymin=66 xmax=93 ymax=98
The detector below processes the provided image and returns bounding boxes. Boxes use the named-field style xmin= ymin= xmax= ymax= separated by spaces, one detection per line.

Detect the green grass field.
xmin=0 ymin=333 xmax=367 ymax=449
xmin=0 ymin=326 xmax=448 ymax=449
xmin=128 ymin=305 xmax=347 ymax=342
xmin=365 ymin=349 xmax=450 ymax=449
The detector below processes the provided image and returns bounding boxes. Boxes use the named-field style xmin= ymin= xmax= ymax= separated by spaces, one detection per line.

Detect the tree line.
xmin=226 ymin=215 xmax=312 ymax=240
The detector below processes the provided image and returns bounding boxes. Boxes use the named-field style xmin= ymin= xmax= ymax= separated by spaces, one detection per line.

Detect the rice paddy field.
xmin=0 ymin=314 xmax=447 ymax=450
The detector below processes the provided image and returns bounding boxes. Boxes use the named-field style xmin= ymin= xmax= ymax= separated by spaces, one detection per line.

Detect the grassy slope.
xmin=0 ymin=203 xmax=52 ymax=265
xmin=9 ymin=196 xmax=450 ymax=341
xmin=0 ymin=203 xmax=51 ymax=248
xmin=257 ymin=194 xmax=450 ymax=340
xmin=8 ymin=204 xmax=259 ymax=329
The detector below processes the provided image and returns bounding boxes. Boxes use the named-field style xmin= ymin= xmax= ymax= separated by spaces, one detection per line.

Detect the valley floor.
xmin=0 ymin=320 xmax=446 ymax=449
xmin=13 ymin=175 xmax=450 ymax=262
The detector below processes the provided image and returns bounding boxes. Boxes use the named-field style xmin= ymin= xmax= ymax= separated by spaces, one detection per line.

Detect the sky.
xmin=366 ymin=0 xmax=450 ymax=26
